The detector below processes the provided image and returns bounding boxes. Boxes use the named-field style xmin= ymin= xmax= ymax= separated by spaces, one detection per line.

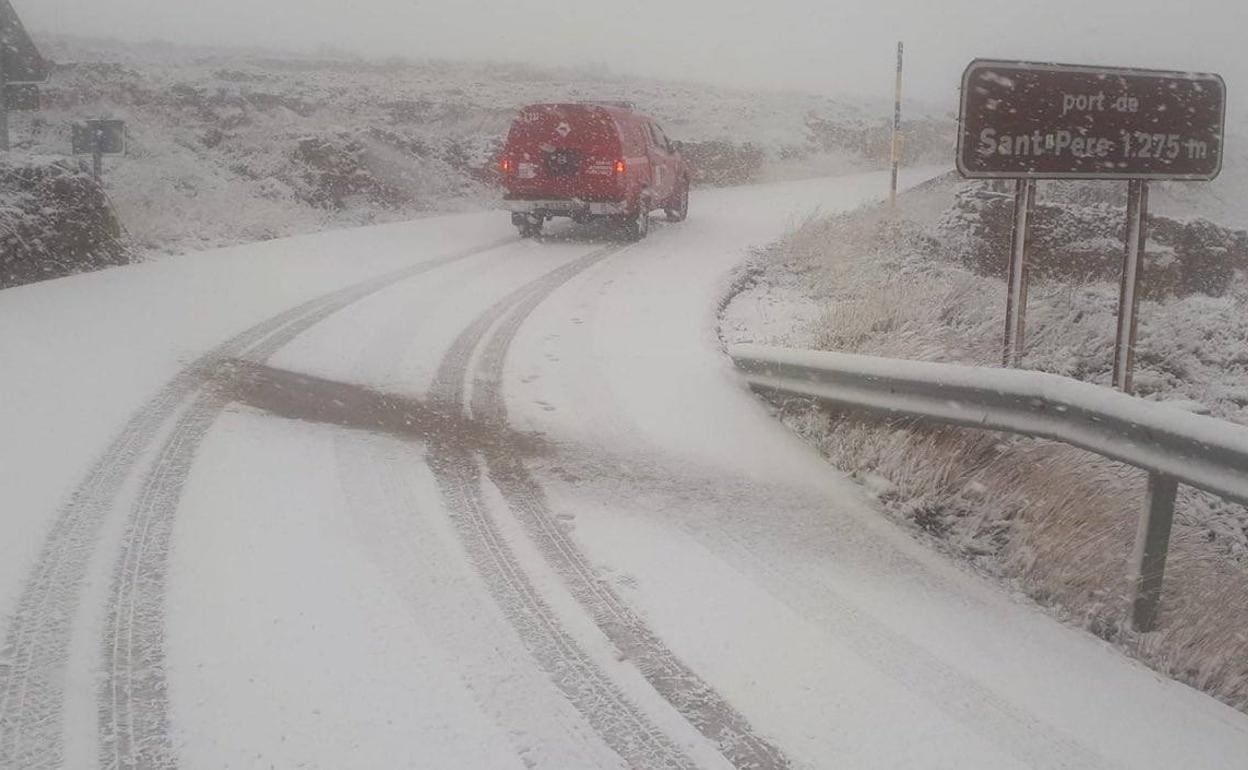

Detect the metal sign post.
xmin=1002 ymin=178 xmax=1035 ymax=366
xmin=1113 ymin=180 xmax=1149 ymax=392
xmin=888 ymin=41 xmax=903 ymax=209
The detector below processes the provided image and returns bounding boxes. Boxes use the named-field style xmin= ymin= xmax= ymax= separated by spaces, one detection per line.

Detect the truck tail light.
xmin=500 ymin=157 xmax=514 ymax=174
xmin=614 ymin=159 xmax=627 ymax=175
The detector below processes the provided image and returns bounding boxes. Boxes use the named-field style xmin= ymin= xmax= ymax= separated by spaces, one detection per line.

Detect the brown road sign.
xmin=0 ymin=0 xmax=50 ymax=82
xmin=957 ymin=60 xmax=1226 ymax=181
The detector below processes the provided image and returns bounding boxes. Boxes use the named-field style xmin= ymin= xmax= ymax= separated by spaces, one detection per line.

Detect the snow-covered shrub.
xmin=805 ymin=114 xmax=954 ymax=166
xmin=1 ymin=154 xmax=129 ymax=289
xmin=291 ymin=134 xmax=401 ymax=209
xmin=680 ymin=140 xmax=765 ymax=187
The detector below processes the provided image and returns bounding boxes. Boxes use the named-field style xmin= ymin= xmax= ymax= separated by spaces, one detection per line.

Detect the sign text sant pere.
xmin=957 ymin=60 xmax=1226 ymax=181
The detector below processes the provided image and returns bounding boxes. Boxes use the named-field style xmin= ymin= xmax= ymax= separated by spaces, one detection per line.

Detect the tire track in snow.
xmin=0 ymin=237 xmax=511 ymax=770
xmin=426 ymin=244 xmax=699 ymax=770
xmin=99 ymin=391 xmax=223 ymax=770
xmin=470 ymin=272 xmax=792 ymax=769
xmin=97 ymin=237 xmax=514 ymax=770
xmin=651 ymin=492 xmax=1115 ymax=770
xmin=333 ymin=439 xmax=634 ymax=769
xmin=0 ymin=297 xmax=346 ymax=770
xmin=534 ymin=448 xmax=1114 ymax=769
xmin=470 ymin=229 xmax=1094 ymax=768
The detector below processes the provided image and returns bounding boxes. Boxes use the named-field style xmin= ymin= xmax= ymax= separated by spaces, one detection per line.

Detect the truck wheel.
xmin=619 ymin=198 xmax=650 ymax=241
xmin=517 ymin=219 xmax=543 ymax=238
xmin=620 ymin=208 xmax=649 ymax=241
xmin=665 ymin=183 xmax=689 ymax=222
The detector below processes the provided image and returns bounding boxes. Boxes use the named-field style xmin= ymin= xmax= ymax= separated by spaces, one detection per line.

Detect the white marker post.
xmin=889 ymin=41 xmax=903 ymax=208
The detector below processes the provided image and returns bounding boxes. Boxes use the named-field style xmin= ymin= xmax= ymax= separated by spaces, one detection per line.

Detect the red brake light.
xmin=614 ymin=160 xmax=626 ymax=175
xmin=500 ymin=157 xmax=514 ymax=174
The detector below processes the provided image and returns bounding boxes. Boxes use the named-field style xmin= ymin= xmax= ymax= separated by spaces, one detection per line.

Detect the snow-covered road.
xmin=3 ymin=170 xmax=1248 ymax=769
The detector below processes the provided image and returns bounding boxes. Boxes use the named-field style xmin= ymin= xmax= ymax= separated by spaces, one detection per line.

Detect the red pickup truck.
xmin=499 ymin=103 xmax=690 ymax=240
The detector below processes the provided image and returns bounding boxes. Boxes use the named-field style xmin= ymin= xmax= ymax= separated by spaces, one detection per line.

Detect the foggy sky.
xmin=19 ymin=0 xmax=1248 ymax=112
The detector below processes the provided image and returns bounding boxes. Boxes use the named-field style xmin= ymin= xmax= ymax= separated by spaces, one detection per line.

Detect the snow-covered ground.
xmin=4 ymin=168 xmax=1248 ymax=768
xmin=721 ymin=172 xmax=1248 ymax=712
xmin=5 ymin=35 xmax=952 ymax=260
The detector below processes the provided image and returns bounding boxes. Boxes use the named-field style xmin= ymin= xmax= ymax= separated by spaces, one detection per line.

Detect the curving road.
xmin=2 ymin=169 xmax=1248 ymax=768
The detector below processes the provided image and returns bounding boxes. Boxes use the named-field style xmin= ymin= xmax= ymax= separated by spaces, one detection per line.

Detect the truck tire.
xmin=665 ymin=182 xmax=689 ymax=222
xmin=620 ymin=204 xmax=650 ymax=241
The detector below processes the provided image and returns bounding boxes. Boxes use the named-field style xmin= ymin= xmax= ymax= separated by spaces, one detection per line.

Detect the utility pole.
xmin=888 ymin=41 xmax=904 ymax=208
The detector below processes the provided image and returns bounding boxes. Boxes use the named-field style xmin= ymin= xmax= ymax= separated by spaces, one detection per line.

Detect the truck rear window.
xmin=508 ymin=106 xmax=619 ymax=152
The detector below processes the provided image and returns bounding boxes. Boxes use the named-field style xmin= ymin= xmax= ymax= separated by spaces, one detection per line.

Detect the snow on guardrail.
xmin=728 ymin=342 xmax=1248 ymax=630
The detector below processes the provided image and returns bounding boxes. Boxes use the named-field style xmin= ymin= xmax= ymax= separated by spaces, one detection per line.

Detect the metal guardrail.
xmin=729 ymin=343 xmax=1248 ymax=632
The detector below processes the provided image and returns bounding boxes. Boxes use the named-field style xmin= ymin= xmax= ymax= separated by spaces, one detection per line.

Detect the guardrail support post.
xmin=1130 ymin=472 xmax=1178 ymax=632
xmin=1002 ymin=178 xmax=1035 ymax=367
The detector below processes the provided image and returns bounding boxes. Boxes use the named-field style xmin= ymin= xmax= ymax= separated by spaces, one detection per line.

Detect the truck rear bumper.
xmin=502 ymin=199 xmax=628 ymax=216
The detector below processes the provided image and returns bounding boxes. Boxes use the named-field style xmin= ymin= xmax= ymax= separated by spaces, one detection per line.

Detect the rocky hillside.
xmin=3 ymin=35 xmax=953 ymax=264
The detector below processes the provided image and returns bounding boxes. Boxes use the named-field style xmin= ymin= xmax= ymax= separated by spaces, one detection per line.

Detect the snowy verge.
xmin=719 ymin=173 xmax=1248 ymax=712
